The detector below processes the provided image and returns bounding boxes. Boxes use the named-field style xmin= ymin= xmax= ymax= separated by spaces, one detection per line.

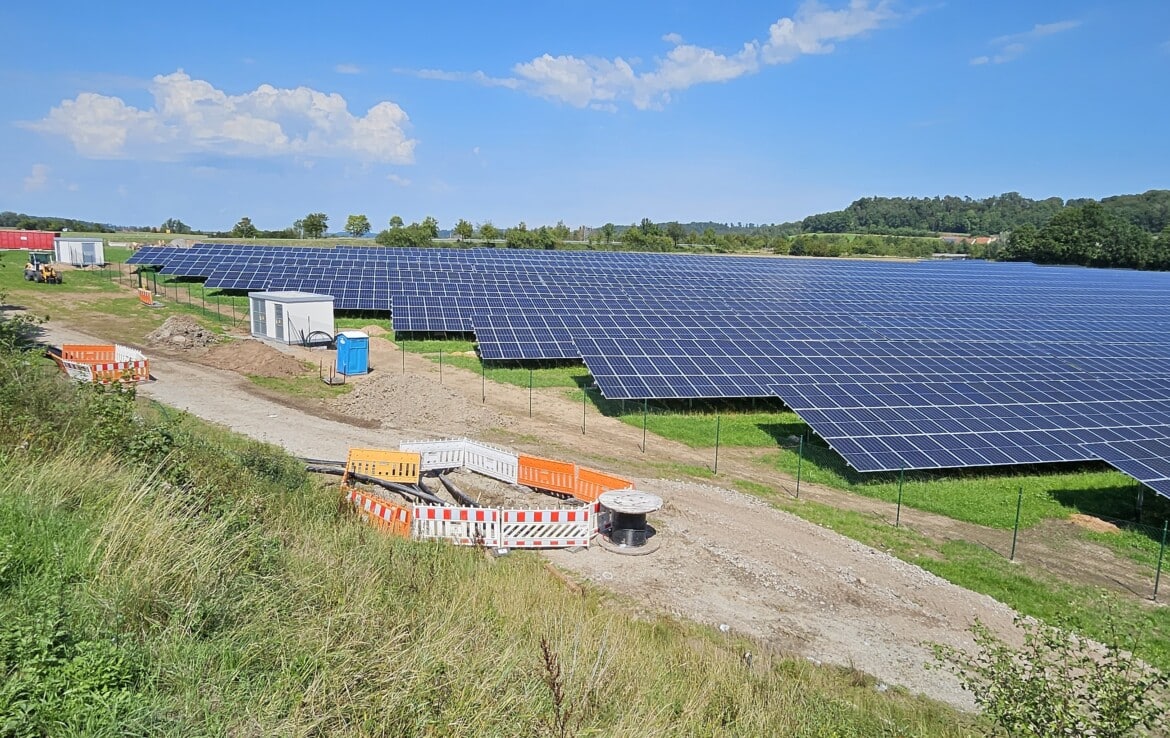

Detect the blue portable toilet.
xmin=335 ymin=330 xmax=370 ymax=376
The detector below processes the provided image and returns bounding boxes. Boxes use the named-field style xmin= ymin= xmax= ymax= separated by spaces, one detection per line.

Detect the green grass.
xmin=0 ymin=338 xmax=981 ymax=736
xmin=249 ymin=373 xmax=353 ymax=399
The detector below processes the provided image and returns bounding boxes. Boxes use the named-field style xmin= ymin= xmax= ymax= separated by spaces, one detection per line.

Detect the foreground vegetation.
xmin=0 ymin=319 xmax=977 ymax=735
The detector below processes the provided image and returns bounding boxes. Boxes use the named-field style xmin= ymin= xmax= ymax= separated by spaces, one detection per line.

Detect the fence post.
xmin=642 ymin=398 xmax=648 ymax=453
xmin=713 ymin=414 xmax=721 ymax=475
xmin=481 ymin=360 xmax=485 ymax=403
xmin=582 ymin=384 xmax=587 ymax=434
xmin=895 ymin=467 xmax=905 ymax=527
xmin=402 ymin=339 xmax=406 ymax=374
xmin=439 ymin=349 xmax=443 ymax=384
xmin=795 ymin=436 xmax=803 ymax=499
xmin=528 ymin=368 xmax=533 ymax=417
xmin=1155 ymin=521 xmax=1168 ymax=601
xmin=1010 ymin=486 xmax=1023 ymax=561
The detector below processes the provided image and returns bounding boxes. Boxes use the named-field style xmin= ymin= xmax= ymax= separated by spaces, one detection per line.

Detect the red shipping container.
xmin=0 ymin=230 xmax=57 ymax=250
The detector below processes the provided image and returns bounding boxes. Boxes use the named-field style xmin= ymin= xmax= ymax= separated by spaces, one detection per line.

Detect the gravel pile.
xmin=147 ymin=316 xmax=220 ymax=348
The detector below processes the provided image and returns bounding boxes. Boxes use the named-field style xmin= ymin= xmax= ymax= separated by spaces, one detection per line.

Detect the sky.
xmin=1 ymin=1 xmax=1168 ymax=233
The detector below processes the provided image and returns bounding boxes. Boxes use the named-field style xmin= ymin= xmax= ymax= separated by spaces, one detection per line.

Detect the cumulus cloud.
xmin=23 ymin=70 xmax=417 ymax=163
xmin=23 ymin=164 xmax=50 ymax=191
xmin=404 ymin=0 xmax=896 ymax=110
xmin=971 ymin=19 xmax=1080 ymax=65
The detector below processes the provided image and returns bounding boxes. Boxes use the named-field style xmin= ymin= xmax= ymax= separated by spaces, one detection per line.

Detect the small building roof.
xmin=248 ymin=291 xmax=334 ymax=302
xmin=337 ymin=330 xmax=369 ymax=339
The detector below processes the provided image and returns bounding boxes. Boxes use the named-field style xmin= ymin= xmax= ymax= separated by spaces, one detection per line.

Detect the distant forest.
xmin=0 ymin=211 xmax=115 ymax=234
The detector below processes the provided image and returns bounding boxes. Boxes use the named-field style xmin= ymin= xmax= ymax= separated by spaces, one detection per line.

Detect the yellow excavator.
xmin=24 ymin=253 xmax=62 ymax=284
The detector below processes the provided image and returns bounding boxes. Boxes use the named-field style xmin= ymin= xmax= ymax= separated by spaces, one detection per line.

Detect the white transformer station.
xmin=248 ymin=291 xmax=335 ymax=345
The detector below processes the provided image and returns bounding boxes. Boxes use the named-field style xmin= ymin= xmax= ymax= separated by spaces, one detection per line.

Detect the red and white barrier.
xmin=499 ymin=508 xmax=593 ymax=548
xmin=413 ymin=505 xmax=500 ymax=546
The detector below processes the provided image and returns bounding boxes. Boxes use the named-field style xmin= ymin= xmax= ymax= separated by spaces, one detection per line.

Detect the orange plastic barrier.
xmin=343 ymin=448 xmax=421 ymax=486
xmin=575 ymin=467 xmax=633 ymax=503
xmin=348 ymin=489 xmax=412 ymax=537
xmin=138 ymin=288 xmax=155 ymax=305
xmin=61 ymin=344 xmax=117 ymax=362
xmin=517 ymin=455 xmax=577 ymax=496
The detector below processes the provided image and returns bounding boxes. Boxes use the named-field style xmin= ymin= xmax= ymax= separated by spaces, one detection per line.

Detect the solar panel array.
xmin=127 ymin=244 xmax=1170 ymax=490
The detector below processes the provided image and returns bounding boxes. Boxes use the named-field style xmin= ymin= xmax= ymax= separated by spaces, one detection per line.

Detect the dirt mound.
xmin=201 ymin=340 xmax=308 ymax=378
xmin=147 ymin=316 xmax=220 ymax=349
xmin=1069 ymin=513 xmax=1121 ymax=534
xmin=361 ymin=324 xmax=388 ymax=337
xmin=331 ymin=370 xmax=515 ymax=434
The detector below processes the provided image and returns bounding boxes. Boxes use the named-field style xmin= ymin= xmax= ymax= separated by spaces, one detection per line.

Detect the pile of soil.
xmin=361 ymin=324 xmax=388 ymax=337
xmin=1069 ymin=513 xmax=1121 ymax=534
xmin=200 ymin=340 xmax=308 ymax=378
xmin=147 ymin=316 xmax=220 ymax=349
xmin=331 ymin=370 xmax=516 ymax=434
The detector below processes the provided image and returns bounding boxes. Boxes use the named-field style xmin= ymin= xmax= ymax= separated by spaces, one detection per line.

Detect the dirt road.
xmin=42 ymin=323 xmax=1025 ymax=710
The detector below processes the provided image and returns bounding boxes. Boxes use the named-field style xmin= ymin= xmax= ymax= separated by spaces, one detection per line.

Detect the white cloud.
xmin=334 ymin=63 xmax=361 ymax=74
xmin=971 ymin=19 xmax=1080 ymax=65
xmin=408 ymin=0 xmax=897 ymax=110
xmin=23 ymin=164 xmax=50 ymax=191
xmin=386 ymin=173 xmax=411 ymax=186
xmin=23 ymin=70 xmax=417 ymax=163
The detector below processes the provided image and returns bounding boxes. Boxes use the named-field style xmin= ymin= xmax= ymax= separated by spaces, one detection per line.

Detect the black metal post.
xmin=582 ymin=384 xmax=587 ymax=434
xmin=1155 ymin=520 xmax=1168 ymax=601
xmin=795 ymin=436 xmax=803 ymax=499
xmin=481 ymin=360 xmax=485 ymax=402
xmin=1010 ymin=486 xmax=1023 ymax=561
xmin=528 ymin=368 xmax=533 ymax=417
xmin=642 ymin=398 xmax=648 ymax=453
xmin=439 ymin=349 xmax=443 ymax=383
xmin=895 ymin=467 xmax=905 ymax=527
xmin=714 ymin=414 xmax=721 ymax=475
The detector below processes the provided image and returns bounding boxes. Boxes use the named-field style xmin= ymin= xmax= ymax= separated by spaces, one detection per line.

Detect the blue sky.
xmin=1 ymin=1 xmax=1167 ymax=233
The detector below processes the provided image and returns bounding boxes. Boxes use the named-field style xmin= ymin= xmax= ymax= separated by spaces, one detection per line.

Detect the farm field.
xmin=6 ymin=250 xmax=1170 ymax=707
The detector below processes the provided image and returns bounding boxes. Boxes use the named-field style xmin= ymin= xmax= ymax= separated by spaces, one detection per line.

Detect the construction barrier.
xmin=337 ymin=440 xmax=646 ymax=549
xmin=517 ymin=455 xmax=577 ymax=497
xmin=53 ymin=344 xmax=150 ymax=384
xmin=348 ymin=489 xmax=412 ymax=537
xmin=413 ymin=505 xmax=500 ymax=546
xmin=463 ymin=440 xmax=519 ymax=484
xmin=137 ymin=288 xmax=155 ymax=306
xmin=575 ymin=468 xmax=633 ymax=503
xmin=499 ymin=508 xmax=594 ymax=548
xmin=400 ymin=438 xmax=466 ymax=472
xmin=343 ymin=448 xmax=421 ymax=485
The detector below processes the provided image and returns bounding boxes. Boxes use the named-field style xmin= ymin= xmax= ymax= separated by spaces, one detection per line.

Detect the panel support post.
xmin=1155 ymin=520 xmax=1168 ymax=601
xmin=895 ymin=467 xmax=905 ymax=527
xmin=795 ymin=436 xmax=804 ymax=499
xmin=713 ymin=414 xmax=721 ymax=475
xmin=1010 ymin=486 xmax=1023 ymax=561
xmin=1136 ymin=485 xmax=1145 ymax=524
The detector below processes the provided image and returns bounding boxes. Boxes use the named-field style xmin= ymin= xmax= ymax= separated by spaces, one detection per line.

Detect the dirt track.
xmin=42 ymin=323 xmax=1027 ymax=709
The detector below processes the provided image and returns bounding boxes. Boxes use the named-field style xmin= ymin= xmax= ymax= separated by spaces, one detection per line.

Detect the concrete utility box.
xmin=53 ymin=238 xmax=105 ymax=266
xmin=335 ymin=330 xmax=370 ymax=375
xmin=248 ymin=291 xmax=334 ymax=345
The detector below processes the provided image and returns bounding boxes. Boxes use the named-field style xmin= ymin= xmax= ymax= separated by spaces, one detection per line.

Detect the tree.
xmin=665 ymin=221 xmax=687 ymax=246
xmin=421 ymin=216 xmax=439 ymax=239
xmin=600 ymin=223 xmax=615 ymax=244
xmin=478 ymin=222 xmax=500 ymax=242
xmin=389 ymin=215 xmax=405 ymax=229
xmin=934 ymin=616 xmax=1170 ymax=738
xmin=301 ymin=213 xmax=329 ymax=239
xmin=161 ymin=218 xmax=192 ymax=235
xmin=232 ymin=217 xmax=257 ymax=239
xmin=345 ymin=214 xmax=371 ymax=238
xmin=454 ymin=219 xmax=474 ymax=241
xmin=552 ymin=220 xmax=571 ymax=242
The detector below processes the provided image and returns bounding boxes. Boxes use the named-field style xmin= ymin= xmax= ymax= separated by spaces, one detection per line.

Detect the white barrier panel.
xmin=500 ymin=508 xmax=593 ymax=549
xmin=114 ymin=344 xmax=147 ymax=362
xmin=399 ymin=438 xmax=466 ymax=472
xmin=463 ymin=440 xmax=518 ymax=484
xmin=57 ymin=359 xmax=94 ymax=382
xmin=412 ymin=505 xmax=500 ymax=546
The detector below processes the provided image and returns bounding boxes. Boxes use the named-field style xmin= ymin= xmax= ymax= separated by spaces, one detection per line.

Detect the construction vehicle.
xmin=23 ymin=252 xmax=62 ymax=284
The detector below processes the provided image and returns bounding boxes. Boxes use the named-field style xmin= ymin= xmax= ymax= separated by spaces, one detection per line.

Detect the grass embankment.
xmin=0 ymin=335 xmax=977 ymax=735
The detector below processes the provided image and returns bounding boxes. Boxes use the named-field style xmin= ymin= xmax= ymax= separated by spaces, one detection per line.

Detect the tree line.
xmin=999 ymin=201 xmax=1170 ymax=270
